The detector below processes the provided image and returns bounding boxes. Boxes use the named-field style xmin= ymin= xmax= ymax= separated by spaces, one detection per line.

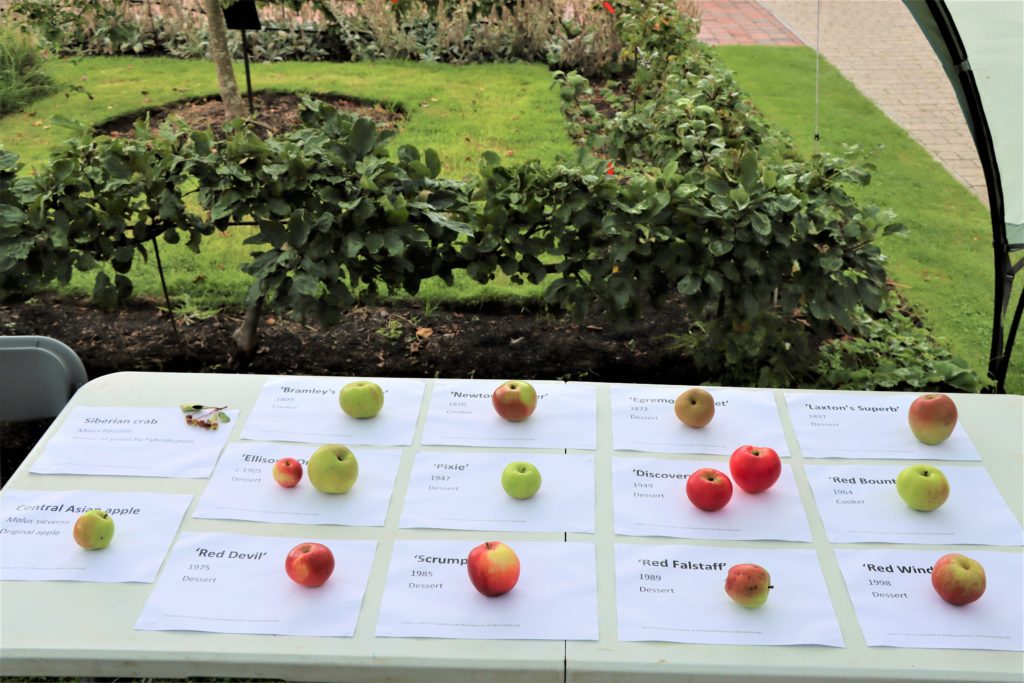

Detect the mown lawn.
xmin=715 ymin=46 xmax=1021 ymax=393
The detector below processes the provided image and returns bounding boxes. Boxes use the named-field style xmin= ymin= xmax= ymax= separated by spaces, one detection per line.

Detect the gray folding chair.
xmin=0 ymin=336 xmax=88 ymax=422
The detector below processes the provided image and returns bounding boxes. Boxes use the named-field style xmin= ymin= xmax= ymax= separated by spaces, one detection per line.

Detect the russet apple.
xmin=491 ymin=380 xmax=538 ymax=422
xmin=907 ymin=393 xmax=958 ymax=445
xmin=896 ymin=464 xmax=950 ymax=511
xmin=272 ymin=457 xmax=303 ymax=488
xmin=73 ymin=509 xmax=115 ymax=550
xmin=674 ymin=387 xmax=715 ymax=428
xmin=931 ymin=553 xmax=985 ymax=606
xmin=467 ymin=541 xmax=520 ymax=597
xmin=339 ymin=380 xmax=385 ymax=419
xmin=728 ymin=445 xmax=782 ymax=494
xmin=725 ymin=563 xmax=772 ymax=608
xmin=685 ymin=467 xmax=733 ymax=511
xmin=307 ymin=444 xmax=359 ymax=494
xmin=501 ymin=461 xmax=542 ymax=500
xmin=285 ymin=542 xmax=335 ymax=587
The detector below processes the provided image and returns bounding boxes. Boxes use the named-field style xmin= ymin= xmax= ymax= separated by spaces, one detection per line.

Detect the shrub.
xmin=0 ymin=26 xmax=56 ymax=116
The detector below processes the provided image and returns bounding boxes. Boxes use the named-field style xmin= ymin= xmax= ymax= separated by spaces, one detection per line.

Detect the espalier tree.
xmin=0 ymin=0 xmax=919 ymax=386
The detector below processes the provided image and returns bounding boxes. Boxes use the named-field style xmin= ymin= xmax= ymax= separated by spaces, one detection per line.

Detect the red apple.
xmin=467 ymin=541 xmax=520 ymax=597
xmin=272 ymin=457 xmax=303 ymax=488
xmin=285 ymin=542 xmax=335 ymax=587
xmin=725 ymin=563 xmax=772 ymax=608
xmin=491 ymin=380 xmax=538 ymax=422
xmin=729 ymin=445 xmax=782 ymax=494
xmin=931 ymin=553 xmax=986 ymax=606
xmin=685 ymin=467 xmax=733 ymax=511
xmin=908 ymin=394 xmax=958 ymax=445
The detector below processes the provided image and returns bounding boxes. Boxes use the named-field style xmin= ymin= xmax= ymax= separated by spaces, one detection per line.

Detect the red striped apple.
xmin=932 ymin=553 xmax=985 ymax=606
xmin=467 ymin=541 xmax=520 ymax=597
xmin=272 ymin=457 xmax=303 ymax=488
xmin=491 ymin=381 xmax=537 ymax=422
xmin=285 ymin=542 xmax=335 ymax=587
xmin=908 ymin=394 xmax=958 ymax=445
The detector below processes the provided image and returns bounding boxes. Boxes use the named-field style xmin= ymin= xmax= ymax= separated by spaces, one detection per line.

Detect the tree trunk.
xmin=232 ymin=294 xmax=265 ymax=356
xmin=202 ymin=0 xmax=247 ymax=120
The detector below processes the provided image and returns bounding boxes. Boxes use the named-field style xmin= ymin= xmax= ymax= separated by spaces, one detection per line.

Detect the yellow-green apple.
xmin=907 ymin=393 xmax=958 ymax=445
xmin=491 ymin=380 xmax=538 ymax=422
xmin=896 ymin=464 xmax=950 ymax=511
xmin=467 ymin=541 xmax=521 ymax=597
xmin=728 ymin=445 xmax=782 ymax=494
xmin=931 ymin=553 xmax=986 ymax=606
xmin=73 ymin=509 xmax=115 ymax=550
xmin=285 ymin=542 xmax=335 ymax=587
xmin=685 ymin=467 xmax=733 ymax=511
xmin=272 ymin=457 xmax=303 ymax=488
xmin=725 ymin=563 xmax=772 ymax=608
xmin=674 ymin=387 xmax=715 ymax=428
xmin=307 ymin=444 xmax=359 ymax=494
xmin=501 ymin=461 xmax=542 ymax=500
xmin=339 ymin=380 xmax=385 ymax=419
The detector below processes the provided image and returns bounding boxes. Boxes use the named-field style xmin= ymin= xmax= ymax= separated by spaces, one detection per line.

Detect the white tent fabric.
xmin=904 ymin=0 xmax=1023 ymax=390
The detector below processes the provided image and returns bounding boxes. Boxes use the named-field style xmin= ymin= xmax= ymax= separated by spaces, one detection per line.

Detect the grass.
xmin=714 ymin=46 xmax=1022 ymax=393
xmin=0 ymin=56 xmax=569 ymax=309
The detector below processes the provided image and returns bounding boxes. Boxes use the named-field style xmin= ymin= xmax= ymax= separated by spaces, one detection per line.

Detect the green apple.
xmin=73 ymin=509 xmax=115 ymax=550
xmin=339 ymin=380 xmax=384 ymax=419
xmin=501 ymin=461 xmax=542 ymax=499
xmin=896 ymin=464 xmax=950 ymax=511
xmin=307 ymin=444 xmax=359 ymax=494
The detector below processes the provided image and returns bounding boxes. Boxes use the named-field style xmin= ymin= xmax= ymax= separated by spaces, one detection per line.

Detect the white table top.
xmin=1 ymin=372 xmax=1021 ymax=682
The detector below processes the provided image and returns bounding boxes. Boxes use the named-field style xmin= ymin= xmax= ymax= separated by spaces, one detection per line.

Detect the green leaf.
xmin=217 ymin=412 xmax=231 ymax=423
xmin=349 ymin=118 xmax=377 ymax=158
xmin=424 ymin=149 xmax=442 ymax=178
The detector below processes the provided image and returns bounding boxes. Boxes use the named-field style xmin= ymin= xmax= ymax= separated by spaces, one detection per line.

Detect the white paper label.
xmin=420 ymin=380 xmax=597 ymax=450
xmin=241 ymin=376 xmax=425 ymax=446
xmin=785 ymin=392 xmax=981 ymax=460
xmin=835 ymin=549 xmax=1023 ymax=651
xmin=612 ymin=457 xmax=812 ymax=541
xmin=30 ymin=406 xmax=237 ymax=478
xmin=399 ymin=451 xmax=595 ymax=533
xmin=0 ymin=490 xmax=192 ymax=583
xmin=376 ymin=540 xmax=598 ymax=640
xmin=136 ymin=532 xmax=377 ymax=637
xmin=610 ymin=386 xmax=789 ymax=456
xmin=805 ymin=464 xmax=1023 ymax=545
xmin=615 ymin=544 xmax=843 ymax=646
xmin=193 ymin=442 xmax=401 ymax=527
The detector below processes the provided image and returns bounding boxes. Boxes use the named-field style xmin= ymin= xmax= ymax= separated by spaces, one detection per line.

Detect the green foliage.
xmin=187 ymin=99 xmax=473 ymax=324
xmin=815 ymin=296 xmax=987 ymax=392
xmin=0 ymin=120 xmax=212 ymax=305
xmin=0 ymin=26 xmax=56 ymax=116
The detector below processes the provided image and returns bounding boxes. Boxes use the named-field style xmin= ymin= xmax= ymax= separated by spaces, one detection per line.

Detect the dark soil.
xmin=0 ymin=295 xmax=700 ymax=485
xmin=0 ymin=91 xmax=700 ymax=484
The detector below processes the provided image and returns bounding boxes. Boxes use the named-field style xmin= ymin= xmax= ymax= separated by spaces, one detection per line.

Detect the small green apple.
xmin=307 ymin=444 xmax=359 ymax=494
xmin=339 ymin=380 xmax=385 ymax=419
xmin=501 ymin=461 xmax=542 ymax=499
xmin=896 ymin=464 xmax=950 ymax=511
xmin=73 ymin=509 xmax=115 ymax=550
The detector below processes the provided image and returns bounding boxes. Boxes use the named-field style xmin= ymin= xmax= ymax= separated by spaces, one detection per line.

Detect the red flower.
xmin=602 ymin=1 xmax=615 ymax=14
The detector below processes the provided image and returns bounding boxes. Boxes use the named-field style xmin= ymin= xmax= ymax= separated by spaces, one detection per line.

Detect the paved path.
xmin=697 ymin=0 xmax=987 ymax=204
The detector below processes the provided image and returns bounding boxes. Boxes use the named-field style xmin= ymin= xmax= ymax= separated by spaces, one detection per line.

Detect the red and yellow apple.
xmin=685 ymin=467 xmax=733 ymax=511
xmin=467 ymin=541 xmax=520 ymax=597
xmin=272 ymin=457 xmax=303 ymax=488
xmin=285 ymin=542 xmax=335 ymax=587
xmin=73 ymin=509 xmax=115 ymax=550
xmin=907 ymin=393 xmax=958 ymax=445
xmin=725 ymin=563 xmax=772 ymax=608
xmin=728 ymin=445 xmax=782 ymax=494
xmin=491 ymin=380 xmax=538 ymax=422
xmin=931 ymin=553 xmax=985 ymax=606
